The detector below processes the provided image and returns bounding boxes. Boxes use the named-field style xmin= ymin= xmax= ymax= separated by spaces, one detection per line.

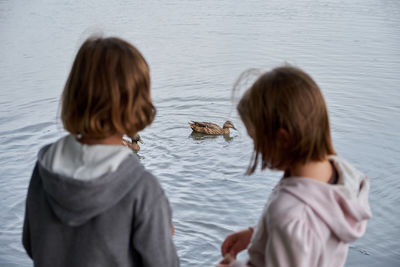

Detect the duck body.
xmin=188 ymin=120 xmax=236 ymax=135
xmin=122 ymin=134 xmax=143 ymax=152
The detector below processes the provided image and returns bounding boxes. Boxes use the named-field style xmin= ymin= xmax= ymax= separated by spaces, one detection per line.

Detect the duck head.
xmin=223 ymin=121 xmax=236 ymax=130
xmin=129 ymin=134 xmax=144 ymax=144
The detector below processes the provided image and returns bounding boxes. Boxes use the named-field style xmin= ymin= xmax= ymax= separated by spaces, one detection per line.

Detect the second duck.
xmin=122 ymin=134 xmax=144 ymax=152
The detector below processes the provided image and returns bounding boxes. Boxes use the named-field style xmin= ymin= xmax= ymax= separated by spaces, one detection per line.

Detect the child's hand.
xmin=217 ymin=253 xmax=236 ymax=267
xmin=221 ymin=228 xmax=253 ymax=258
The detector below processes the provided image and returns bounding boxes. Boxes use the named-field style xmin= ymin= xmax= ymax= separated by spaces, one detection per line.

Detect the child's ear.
xmin=277 ymin=128 xmax=290 ymax=148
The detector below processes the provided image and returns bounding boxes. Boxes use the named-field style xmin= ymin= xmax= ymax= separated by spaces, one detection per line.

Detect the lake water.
xmin=1 ymin=0 xmax=399 ymax=266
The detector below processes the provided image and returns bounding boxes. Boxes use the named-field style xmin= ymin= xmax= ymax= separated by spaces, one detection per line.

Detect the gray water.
xmin=1 ymin=0 xmax=400 ymax=266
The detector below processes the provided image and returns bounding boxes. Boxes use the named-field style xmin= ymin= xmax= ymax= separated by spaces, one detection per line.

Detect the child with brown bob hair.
xmin=22 ymin=36 xmax=179 ymax=267
xmin=219 ymin=66 xmax=371 ymax=267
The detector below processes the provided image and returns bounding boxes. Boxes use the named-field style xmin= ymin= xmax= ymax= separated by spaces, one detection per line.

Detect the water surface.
xmin=1 ymin=0 xmax=400 ymax=266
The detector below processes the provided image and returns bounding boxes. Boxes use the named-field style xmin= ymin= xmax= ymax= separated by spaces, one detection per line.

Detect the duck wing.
xmin=188 ymin=121 xmax=223 ymax=134
xmin=191 ymin=121 xmax=220 ymax=129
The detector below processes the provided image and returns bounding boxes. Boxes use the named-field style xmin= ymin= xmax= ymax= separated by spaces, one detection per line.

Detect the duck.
xmin=122 ymin=134 xmax=143 ymax=152
xmin=188 ymin=120 xmax=236 ymax=135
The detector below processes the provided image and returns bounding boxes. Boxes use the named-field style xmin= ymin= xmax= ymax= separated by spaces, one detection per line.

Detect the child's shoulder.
xmin=131 ymin=165 xmax=164 ymax=194
xmin=263 ymin=185 xmax=329 ymax=240
xmin=115 ymin=153 xmax=161 ymax=187
xmin=265 ymin=184 xmax=311 ymax=224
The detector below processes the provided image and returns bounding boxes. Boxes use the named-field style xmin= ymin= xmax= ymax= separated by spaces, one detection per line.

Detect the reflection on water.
xmin=189 ymin=131 xmax=234 ymax=142
xmin=1 ymin=0 xmax=400 ymax=266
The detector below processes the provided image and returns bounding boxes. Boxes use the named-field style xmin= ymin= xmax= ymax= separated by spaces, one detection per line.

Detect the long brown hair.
xmin=237 ymin=65 xmax=335 ymax=174
xmin=61 ymin=36 xmax=155 ymax=139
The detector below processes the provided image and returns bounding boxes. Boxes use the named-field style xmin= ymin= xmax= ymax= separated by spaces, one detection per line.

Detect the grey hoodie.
xmin=22 ymin=143 xmax=179 ymax=267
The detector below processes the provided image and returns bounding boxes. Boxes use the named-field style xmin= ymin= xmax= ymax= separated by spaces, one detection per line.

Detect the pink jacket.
xmin=233 ymin=156 xmax=371 ymax=267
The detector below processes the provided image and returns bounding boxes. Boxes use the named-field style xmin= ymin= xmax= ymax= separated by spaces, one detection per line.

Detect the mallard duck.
xmin=188 ymin=120 xmax=236 ymax=135
xmin=122 ymin=134 xmax=143 ymax=152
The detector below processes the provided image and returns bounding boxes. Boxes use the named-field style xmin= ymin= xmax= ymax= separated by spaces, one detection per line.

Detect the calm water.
xmin=1 ymin=0 xmax=400 ymax=266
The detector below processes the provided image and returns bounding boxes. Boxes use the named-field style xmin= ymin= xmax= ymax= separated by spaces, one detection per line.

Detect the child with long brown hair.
xmin=219 ymin=66 xmax=371 ymax=267
xmin=22 ymin=36 xmax=179 ymax=267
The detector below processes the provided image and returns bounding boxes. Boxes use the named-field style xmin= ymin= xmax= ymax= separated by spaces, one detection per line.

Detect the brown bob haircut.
xmin=237 ymin=65 xmax=335 ymax=174
xmin=61 ymin=36 xmax=155 ymax=139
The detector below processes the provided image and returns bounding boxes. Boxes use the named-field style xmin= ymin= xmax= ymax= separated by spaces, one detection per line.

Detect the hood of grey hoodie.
xmin=279 ymin=155 xmax=372 ymax=243
xmin=36 ymin=144 xmax=146 ymax=226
